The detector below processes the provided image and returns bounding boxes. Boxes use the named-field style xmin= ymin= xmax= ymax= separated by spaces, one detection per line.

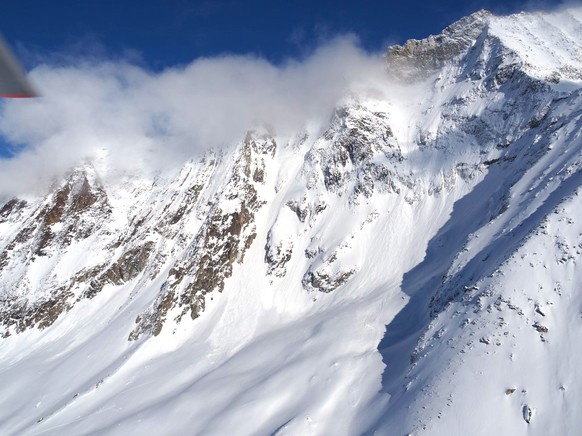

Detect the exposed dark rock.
xmin=302 ymin=268 xmax=355 ymax=293
xmin=45 ymin=183 xmax=71 ymax=226
xmin=128 ymin=285 xmax=176 ymax=340
xmin=0 ymin=167 xmax=112 ymax=334
xmin=70 ymin=176 xmax=100 ymax=213
xmin=152 ymin=288 xmax=176 ymax=336
xmin=105 ymin=243 xmax=155 ymax=285
xmin=286 ymin=200 xmax=308 ymax=223
xmin=265 ymin=232 xmax=293 ymax=278
xmin=130 ymin=133 xmax=273 ymax=339
xmin=161 ymin=183 xmax=205 ymax=231
xmin=306 ymin=103 xmax=403 ymax=198
xmin=523 ymin=405 xmax=535 ymax=424
xmin=34 ymin=169 xmax=111 ymax=257
xmin=305 ymin=247 xmax=323 ymax=259
xmin=0 ymin=289 xmax=74 ymax=334
xmin=387 ymin=10 xmax=491 ymax=80
xmin=80 ymin=242 xmax=155 ymax=299
xmin=0 ymin=199 xmax=27 ymax=223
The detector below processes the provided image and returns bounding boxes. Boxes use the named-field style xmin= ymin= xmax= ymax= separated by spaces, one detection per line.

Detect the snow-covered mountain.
xmin=1 ymin=6 xmax=582 ymax=435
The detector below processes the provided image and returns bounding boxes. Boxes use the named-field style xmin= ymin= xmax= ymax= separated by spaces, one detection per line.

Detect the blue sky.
xmin=0 ymin=0 xmax=560 ymax=69
xmin=0 ymin=0 xmax=567 ymax=162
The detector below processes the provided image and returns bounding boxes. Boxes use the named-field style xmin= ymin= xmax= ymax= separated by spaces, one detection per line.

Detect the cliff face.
xmin=1 ymin=6 xmax=581 ymax=436
xmin=388 ymin=10 xmax=492 ymax=79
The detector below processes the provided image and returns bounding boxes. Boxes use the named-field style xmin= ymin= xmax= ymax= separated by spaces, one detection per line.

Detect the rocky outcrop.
xmin=302 ymin=268 xmax=355 ymax=293
xmin=0 ymin=288 xmax=74 ymax=336
xmin=305 ymin=102 xmax=403 ymax=200
xmin=0 ymin=166 xmax=111 ymax=334
xmin=387 ymin=10 xmax=491 ymax=80
xmin=81 ymin=242 xmax=156 ymax=299
xmin=265 ymin=231 xmax=293 ymax=278
xmin=0 ymin=199 xmax=27 ymax=223
xmin=1 ymin=6 xmax=578 ymax=348
xmin=130 ymin=133 xmax=275 ymax=339
xmin=1 ymin=167 xmax=110 ymax=261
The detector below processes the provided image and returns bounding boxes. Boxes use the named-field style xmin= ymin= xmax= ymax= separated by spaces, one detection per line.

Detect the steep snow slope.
xmin=371 ymin=7 xmax=582 ymax=435
xmin=0 ymin=6 xmax=581 ymax=436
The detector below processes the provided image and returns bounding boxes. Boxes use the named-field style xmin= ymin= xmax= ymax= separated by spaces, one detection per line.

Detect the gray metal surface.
xmin=0 ymin=35 xmax=36 ymax=97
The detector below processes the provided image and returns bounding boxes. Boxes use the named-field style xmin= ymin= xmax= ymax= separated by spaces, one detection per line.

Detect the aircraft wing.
xmin=0 ymin=35 xmax=37 ymax=98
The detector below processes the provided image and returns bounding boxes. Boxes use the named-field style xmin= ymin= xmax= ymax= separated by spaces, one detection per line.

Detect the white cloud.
xmin=0 ymin=36 xmax=388 ymax=197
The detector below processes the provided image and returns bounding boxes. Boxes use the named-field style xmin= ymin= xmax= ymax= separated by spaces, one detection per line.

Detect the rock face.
xmin=0 ymin=8 xmax=519 ymax=338
xmin=265 ymin=231 xmax=293 ymax=278
xmin=388 ymin=10 xmax=491 ymax=80
xmin=0 ymin=167 xmax=111 ymax=334
xmin=305 ymin=103 xmax=403 ymax=199
xmin=1 ymin=6 xmax=582 ymax=436
xmin=130 ymin=133 xmax=275 ymax=338
xmin=302 ymin=267 xmax=355 ymax=294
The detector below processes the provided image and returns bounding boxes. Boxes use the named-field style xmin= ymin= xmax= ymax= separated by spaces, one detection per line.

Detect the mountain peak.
xmin=387 ymin=5 xmax=582 ymax=83
xmin=387 ymin=9 xmax=491 ymax=79
xmin=1 ymin=7 xmax=582 ymax=435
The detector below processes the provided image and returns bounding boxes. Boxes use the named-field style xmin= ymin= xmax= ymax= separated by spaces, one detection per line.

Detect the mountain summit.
xmin=1 ymin=6 xmax=581 ymax=435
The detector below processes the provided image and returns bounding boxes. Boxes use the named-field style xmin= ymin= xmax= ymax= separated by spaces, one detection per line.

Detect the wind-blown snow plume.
xmin=0 ymin=36 xmax=386 ymax=197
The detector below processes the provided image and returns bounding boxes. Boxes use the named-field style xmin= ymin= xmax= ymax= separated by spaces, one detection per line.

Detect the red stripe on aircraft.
xmin=0 ymin=94 xmax=35 ymax=98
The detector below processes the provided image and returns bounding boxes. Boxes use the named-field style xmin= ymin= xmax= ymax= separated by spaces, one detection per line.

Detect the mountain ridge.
xmin=0 ymin=6 xmax=581 ymax=435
